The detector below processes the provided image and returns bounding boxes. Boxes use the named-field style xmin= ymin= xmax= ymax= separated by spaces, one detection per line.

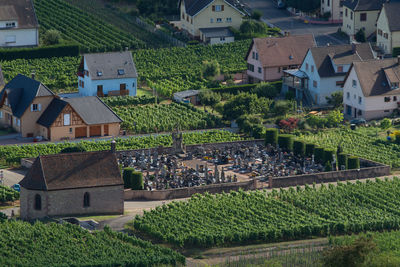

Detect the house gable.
xmin=51 ymin=104 xmax=85 ymax=128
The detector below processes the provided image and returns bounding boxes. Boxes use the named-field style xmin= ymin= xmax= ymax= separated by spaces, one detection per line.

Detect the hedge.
xmin=123 ymin=168 xmax=134 ymax=189
xmin=305 ymin=143 xmax=315 ymax=156
xmin=278 ymin=134 xmax=294 ymax=151
xmin=0 ymin=44 xmax=80 ymax=60
xmin=209 ymin=81 xmax=282 ymax=94
xmin=324 ymin=149 xmax=336 ymax=165
xmin=348 ymin=156 xmax=360 ymax=170
xmin=293 ymin=140 xmax=305 ymax=156
xmin=265 ymin=128 xmax=278 ymax=146
xmin=131 ymin=172 xmax=144 ymax=190
xmin=314 ymin=147 xmax=325 ymax=163
xmin=338 ymin=153 xmax=348 ymax=170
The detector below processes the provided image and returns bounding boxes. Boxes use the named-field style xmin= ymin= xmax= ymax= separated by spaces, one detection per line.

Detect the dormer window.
xmin=31 ymin=103 xmax=41 ymax=112
xmin=337 ymin=66 xmax=343 ymax=72
xmin=97 ymin=71 xmax=103 ymax=77
xmin=392 ymin=82 xmax=399 ymax=89
xmin=5 ymin=22 xmax=15 ymax=28
xmin=118 ymin=69 xmax=125 ymax=75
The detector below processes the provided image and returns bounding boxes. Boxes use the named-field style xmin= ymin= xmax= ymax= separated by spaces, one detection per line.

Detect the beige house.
xmin=0 ymin=74 xmax=122 ymax=141
xmin=245 ymin=35 xmax=316 ymax=82
xmin=321 ymin=0 xmax=343 ymax=22
xmin=20 ymin=150 xmax=124 ymax=220
xmin=377 ymin=1 xmax=400 ymax=55
xmin=178 ymin=0 xmax=244 ymax=42
xmin=341 ymin=0 xmax=384 ymax=39
xmin=343 ymin=57 xmax=400 ymax=120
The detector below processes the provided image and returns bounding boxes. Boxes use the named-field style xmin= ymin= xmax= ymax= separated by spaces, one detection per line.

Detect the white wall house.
xmin=376 ymin=2 xmax=400 ymax=56
xmin=0 ymin=0 xmax=39 ymax=47
xmin=78 ymin=51 xmax=138 ymax=97
xmin=321 ymin=0 xmax=343 ymax=22
xmin=343 ymin=57 xmax=400 ymax=120
xmin=282 ymin=43 xmax=375 ymax=106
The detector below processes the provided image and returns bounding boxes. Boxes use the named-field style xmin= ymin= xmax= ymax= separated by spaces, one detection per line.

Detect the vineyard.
xmin=1 ymin=57 xmax=80 ymax=92
xmin=134 ymin=178 xmax=400 ymax=248
xmin=111 ymin=103 xmax=223 ymax=134
xmin=0 ymin=221 xmax=184 ymax=266
xmin=0 ymin=130 xmax=242 ymax=166
xmin=133 ymin=40 xmax=251 ymax=96
xmin=33 ymin=0 xmax=144 ymax=52
xmin=0 ymin=186 xmax=19 ymax=203
xmin=298 ymin=128 xmax=400 ymax=167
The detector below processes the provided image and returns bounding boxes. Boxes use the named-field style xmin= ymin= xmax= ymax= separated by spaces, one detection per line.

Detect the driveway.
xmin=242 ymin=0 xmax=348 ymax=46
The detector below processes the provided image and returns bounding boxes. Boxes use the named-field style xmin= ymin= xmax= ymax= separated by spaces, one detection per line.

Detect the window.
xmin=347 ymin=92 xmax=350 ymax=99
xmin=358 ymin=96 xmax=362 ymax=104
xmin=327 ymin=0 xmax=330 ymax=6
xmin=97 ymin=71 xmax=103 ymax=76
xmin=191 ymin=18 xmax=193 ymax=24
xmin=210 ymin=18 xmax=214 ymax=23
xmin=311 ymin=66 xmax=314 ymax=72
xmin=378 ymin=29 xmax=382 ymax=36
xmin=255 ymin=52 xmax=258 ymax=60
xmin=216 ymin=18 xmax=222 ymax=23
xmin=352 ymin=80 xmax=357 ymax=87
xmin=350 ymin=11 xmax=353 ymax=20
xmin=34 ymin=194 xmax=41 ymax=210
xmin=252 ymin=51 xmax=255 ymax=59
xmin=83 ymin=192 xmax=90 ymax=207
xmin=384 ymin=33 xmax=388 ymax=39
xmin=132 ymin=82 xmax=135 ymax=88
xmin=17 ymin=119 xmax=20 ymax=127
xmin=345 ymin=9 xmax=348 ymax=17
xmin=213 ymin=5 xmax=224 ymax=12
xmin=247 ymin=63 xmax=254 ymax=72
xmin=182 ymin=12 xmax=185 ymax=19
xmin=5 ymin=22 xmax=15 ymax=27
xmin=278 ymin=67 xmax=281 ymax=73
xmin=69 ymin=128 xmax=73 ymax=133
xmin=31 ymin=104 xmax=40 ymax=112
xmin=63 ymin=113 xmax=71 ymax=126
xmin=220 ymin=37 xmax=225 ymax=41
xmin=226 ymin=17 xmax=232 ymax=23
xmin=337 ymin=66 xmax=343 ymax=72
xmin=313 ymin=80 xmax=317 ymax=88
xmin=358 ymin=110 xmax=362 ymax=116
xmin=306 ymin=63 xmax=309 ymax=71
xmin=258 ymin=67 xmax=262 ymax=73
xmin=384 ymin=96 xmax=391 ymax=102
xmin=394 ymin=96 xmax=398 ymax=101
xmin=347 ymin=105 xmax=352 ymax=116
xmin=186 ymin=15 xmax=189 ymax=22
xmin=360 ymin=13 xmax=367 ymax=21
xmin=118 ymin=69 xmax=125 ymax=75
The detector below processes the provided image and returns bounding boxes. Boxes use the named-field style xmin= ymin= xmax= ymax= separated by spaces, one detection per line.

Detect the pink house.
xmin=245 ymin=35 xmax=316 ymax=83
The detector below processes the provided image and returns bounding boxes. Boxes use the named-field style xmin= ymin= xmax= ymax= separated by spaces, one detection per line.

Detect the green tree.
xmin=238 ymin=20 xmax=269 ymax=38
xmin=222 ymin=93 xmax=262 ymax=120
xmin=251 ymin=82 xmax=280 ymax=99
xmin=198 ymin=90 xmax=221 ymax=112
xmin=380 ymin=118 xmax=391 ymax=130
xmin=355 ymin=29 xmax=366 ymax=43
xmin=327 ymin=109 xmax=344 ymax=127
xmin=326 ymin=91 xmax=343 ymax=109
xmin=42 ymin=29 xmax=61 ymax=46
xmin=272 ymin=100 xmax=293 ymax=117
xmin=202 ymin=60 xmax=220 ymax=80
xmin=251 ymin=10 xmax=263 ymax=20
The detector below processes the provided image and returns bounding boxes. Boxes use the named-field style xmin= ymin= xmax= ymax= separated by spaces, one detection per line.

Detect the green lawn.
xmin=137 ymin=87 xmax=153 ymax=97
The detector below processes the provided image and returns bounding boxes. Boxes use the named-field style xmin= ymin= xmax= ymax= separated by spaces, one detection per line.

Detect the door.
xmin=97 ymin=85 xmax=103 ymax=97
xmin=89 ymin=125 xmax=101 ymax=137
xmin=104 ymin=124 xmax=109 ymax=136
xmin=75 ymin=127 xmax=87 ymax=138
xmin=120 ymin=83 xmax=126 ymax=91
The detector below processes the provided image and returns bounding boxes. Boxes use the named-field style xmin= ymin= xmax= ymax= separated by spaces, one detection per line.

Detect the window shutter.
xmin=222 ymin=5 xmax=224 ymax=11
xmin=212 ymin=5 xmax=215 ymax=11
xmin=38 ymin=104 xmax=41 ymax=111
xmin=30 ymin=105 xmax=33 ymax=111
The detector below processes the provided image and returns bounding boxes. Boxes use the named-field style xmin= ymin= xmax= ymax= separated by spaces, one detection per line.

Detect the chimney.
xmin=111 ymin=139 xmax=116 ymax=153
xmin=31 ymin=73 xmax=35 ymax=80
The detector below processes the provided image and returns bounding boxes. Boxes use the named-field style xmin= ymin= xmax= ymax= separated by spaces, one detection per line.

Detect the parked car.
xmin=11 ymin=184 xmax=20 ymax=192
xmin=350 ymin=118 xmax=367 ymax=126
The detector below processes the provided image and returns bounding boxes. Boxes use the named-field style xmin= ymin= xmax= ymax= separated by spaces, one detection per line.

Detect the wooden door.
xmin=120 ymin=83 xmax=126 ymax=91
xmin=104 ymin=124 xmax=109 ymax=136
xmin=89 ymin=125 xmax=101 ymax=137
xmin=97 ymin=85 xmax=103 ymax=97
xmin=75 ymin=127 xmax=87 ymax=138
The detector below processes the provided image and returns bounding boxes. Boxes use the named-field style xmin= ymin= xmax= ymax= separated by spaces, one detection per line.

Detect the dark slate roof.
xmin=0 ymin=0 xmax=39 ymax=29
xmin=348 ymin=58 xmax=400 ymax=97
xmin=0 ymin=74 xmax=54 ymax=118
xmin=37 ymin=96 xmax=122 ymax=128
xmin=20 ymin=151 xmax=123 ymax=191
xmin=342 ymin=0 xmax=385 ymax=11
xmin=384 ymin=2 xmax=400 ymax=32
xmin=310 ymin=43 xmax=375 ymax=78
xmin=180 ymin=0 xmax=243 ymax=16
xmin=199 ymin=27 xmax=234 ymax=38
xmin=83 ymin=51 xmax=137 ymax=81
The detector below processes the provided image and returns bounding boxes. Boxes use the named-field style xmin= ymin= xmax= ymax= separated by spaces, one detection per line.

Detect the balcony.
xmin=107 ymin=89 xmax=130 ymax=96
xmin=282 ymin=69 xmax=309 ymax=91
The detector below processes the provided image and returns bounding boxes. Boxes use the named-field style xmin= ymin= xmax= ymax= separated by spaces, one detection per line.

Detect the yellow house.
xmin=0 ymin=74 xmax=122 ymax=141
xmin=341 ymin=0 xmax=383 ymax=39
xmin=377 ymin=1 xmax=400 ymax=55
xmin=178 ymin=0 xmax=244 ymax=43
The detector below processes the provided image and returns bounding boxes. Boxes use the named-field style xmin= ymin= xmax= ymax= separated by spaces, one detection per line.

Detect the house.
xmin=0 ymin=74 xmax=122 ymax=141
xmin=321 ymin=0 xmax=344 ymax=22
xmin=0 ymin=0 xmax=39 ymax=47
xmin=282 ymin=43 xmax=375 ymax=106
xmin=173 ymin=90 xmax=200 ymax=105
xmin=178 ymin=0 xmax=244 ymax=43
xmin=245 ymin=35 xmax=316 ymax=83
xmin=78 ymin=51 xmax=138 ymax=97
xmin=376 ymin=1 xmax=400 ymax=55
xmin=343 ymin=57 xmax=400 ymax=120
xmin=341 ymin=0 xmax=385 ymax=39
xmin=19 ymin=150 xmax=124 ymax=220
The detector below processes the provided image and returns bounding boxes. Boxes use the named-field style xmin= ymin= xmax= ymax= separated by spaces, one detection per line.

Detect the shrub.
xmin=251 ymin=82 xmax=280 ymax=99
xmin=305 ymin=143 xmax=315 ymax=156
xmin=42 ymin=29 xmax=61 ymax=45
xmin=131 ymin=172 xmax=144 ymax=190
xmin=314 ymin=147 xmax=325 ymax=163
xmin=59 ymin=146 xmax=86 ymax=154
xmin=324 ymin=149 xmax=336 ymax=165
xmin=278 ymin=134 xmax=294 ymax=151
xmin=279 ymin=117 xmax=299 ymax=132
xmin=380 ymin=118 xmax=392 ymax=130
xmin=265 ymin=128 xmax=278 ymax=145
xmin=293 ymin=140 xmax=305 ymax=156
xmin=338 ymin=153 xmax=348 ymax=170
xmin=348 ymin=156 xmax=360 ymax=169
xmin=123 ymin=168 xmax=134 ymax=189
xmin=0 ymin=44 xmax=79 ymax=60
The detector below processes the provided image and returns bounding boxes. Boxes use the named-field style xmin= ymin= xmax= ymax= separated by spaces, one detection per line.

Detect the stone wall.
xmin=124 ymin=179 xmax=259 ymax=201
xmin=20 ymin=185 xmax=124 ymax=220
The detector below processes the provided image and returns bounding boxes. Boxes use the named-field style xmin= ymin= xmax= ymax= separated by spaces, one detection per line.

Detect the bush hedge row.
xmin=209 ymin=81 xmax=282 ymax=94
xmin=0 ymin=44 xmax=80 ymax=60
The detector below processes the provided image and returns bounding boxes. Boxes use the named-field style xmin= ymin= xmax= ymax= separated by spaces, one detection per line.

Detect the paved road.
xmin=242 ymin=0 xmax=348 ymax=46
xmin=1 ymin=169 xmax=25 ymax=187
